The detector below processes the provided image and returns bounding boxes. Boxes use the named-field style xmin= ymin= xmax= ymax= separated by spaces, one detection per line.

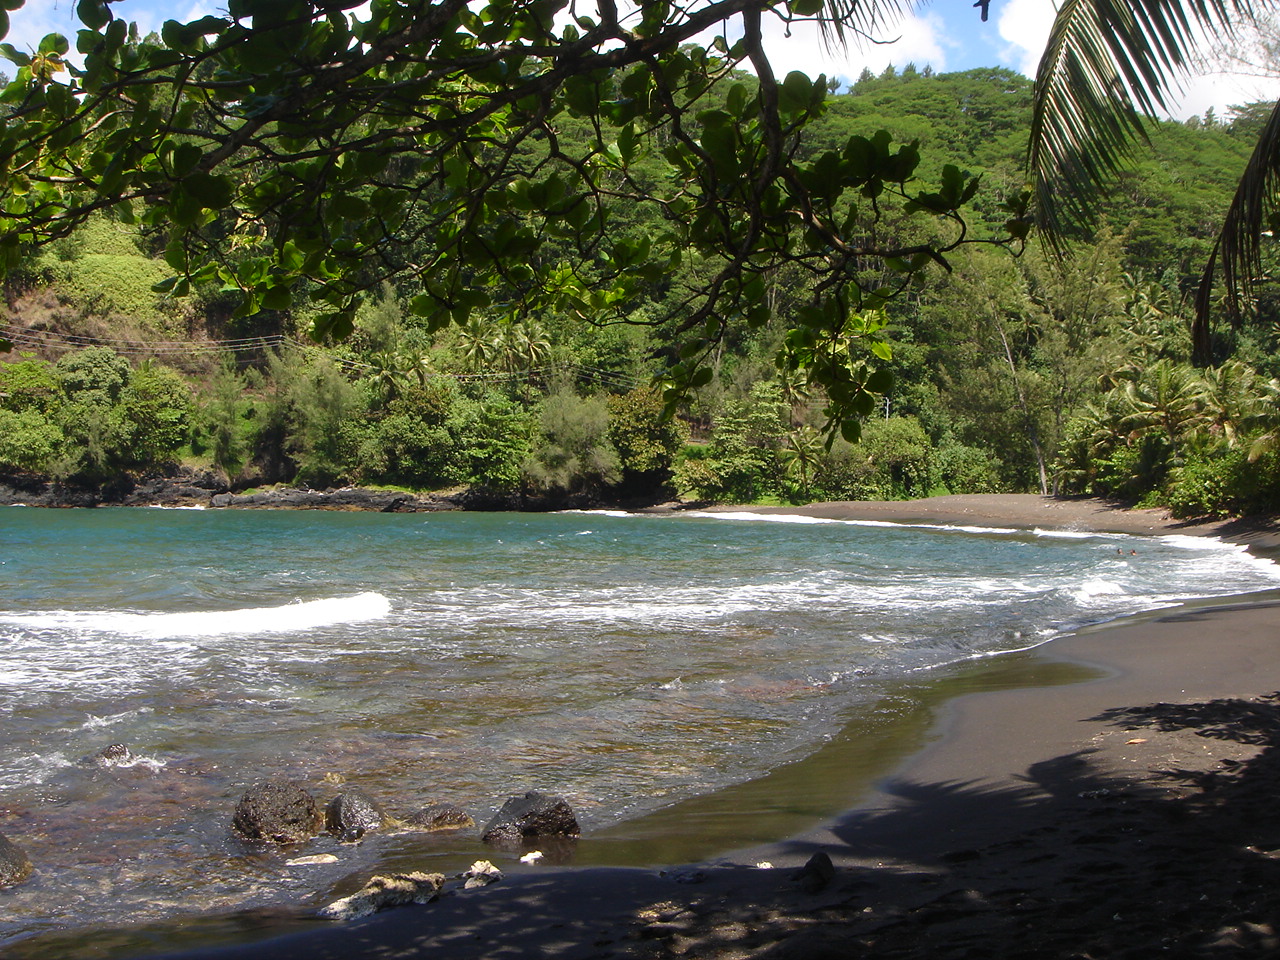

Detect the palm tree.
xmin=1118 ymin=358 xmax=1208 ymax=450
xmin=1027 ymin=0 xmax=1274 ymax=363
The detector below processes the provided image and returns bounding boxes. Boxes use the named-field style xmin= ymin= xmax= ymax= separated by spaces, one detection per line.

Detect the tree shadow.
xmin=683 ymin=692 xmax=1280 ymax=959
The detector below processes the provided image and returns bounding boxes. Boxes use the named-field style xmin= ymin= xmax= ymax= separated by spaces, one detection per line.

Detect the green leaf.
xmin=38 ymin=32 xmax=69 ymax=55
xmin=789 ymin=0 xmax=824 ymax=14
xmin=182 ymin=172 xmax=233 ymax=208
xmin=172 ymin=142 xmax=203 ymax=176
xmin=688 ymin=366 xmax=713 ymax=388
xmin=865 ymin=368 xmax=893 ymax=394
xmin=778 ymin=71 xmax=814 ymax=115
xmin=76 ymin=0 xmax=111 ymax=30
xmin=0 ymin=43 xmax=29 ymax=69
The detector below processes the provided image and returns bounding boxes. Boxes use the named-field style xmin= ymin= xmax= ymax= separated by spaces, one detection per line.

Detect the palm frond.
xmin=1030 ymin=0 xmax=1258 ymax=248
xmin=802 ymin=0 xmax=912 ymax=49
xmin=1193 ymin=96 xmax=1280 ymax=362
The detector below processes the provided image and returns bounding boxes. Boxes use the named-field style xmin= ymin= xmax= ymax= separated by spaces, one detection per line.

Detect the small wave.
xmin=559 ymin=509 xmax=632 ymax=518
xmin=76 ymin=708 xmax=154 ymax=731
xmin=1030 ymin=527 xmax=1129 ymax=541
xmin=101 ymin=753 xmax=167 ymax=772
xmin=1069 ymin=579 xmax=1127 ymax=602
xmin=683 ymin=511 xmax=843 ymax=525
xmin=0 ymin=592 xmax=391 ymax=639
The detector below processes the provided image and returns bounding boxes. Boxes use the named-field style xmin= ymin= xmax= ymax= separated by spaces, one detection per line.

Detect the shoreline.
xmin=116 ymin=495 xmax=1280 ymax=959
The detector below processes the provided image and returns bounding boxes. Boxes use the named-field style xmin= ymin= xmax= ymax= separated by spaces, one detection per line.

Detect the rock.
xmin=400 ymin=802 xmax=474 ymax=832
xmin=286 ymin=854 xmax=339 ymax=866
xmin=462 ymin=860 xmax=503 ymax=889
xmin=481 ymin=791 xmax=580 ymax=846
xmin=325 ymin=789 xmax=383 ymax=842
xmin=318 ymin=871 xmax=444 ymax=920
xmin=97 ymin=743 xmax=133 ymax=766
xmin=791 ymin=851 xmax=836 ymax=892
xmin=232 ymin=781 xmax=324 ymax=843
xmin=0 ymin=833 xmax=33 ymax=887
xmin=209 ymin=486 xmax=459 ymax=512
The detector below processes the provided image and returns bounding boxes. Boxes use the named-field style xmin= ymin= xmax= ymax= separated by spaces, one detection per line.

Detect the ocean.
xmin=2 ymin=505 xmax=1278 ymax=956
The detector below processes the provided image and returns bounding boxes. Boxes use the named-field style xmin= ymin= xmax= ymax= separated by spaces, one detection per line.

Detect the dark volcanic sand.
xmin=128 ymin=497 xmax=1280 ymax=959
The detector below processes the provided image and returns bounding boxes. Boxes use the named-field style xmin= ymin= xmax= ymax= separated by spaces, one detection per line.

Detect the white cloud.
xmin=2 ymin=0 xmax=81 ymax=55
xmin=995 ymin=0 xmax=1280 ymax=120
xmin=737 ymin=7 xmax=948 ymax=86
xmin=996 ymin=0 xmax=1056 ymax=77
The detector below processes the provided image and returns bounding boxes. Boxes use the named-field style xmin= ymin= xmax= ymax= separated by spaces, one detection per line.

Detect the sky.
xmin=3 ymin=0 xmax=1278 ymax=121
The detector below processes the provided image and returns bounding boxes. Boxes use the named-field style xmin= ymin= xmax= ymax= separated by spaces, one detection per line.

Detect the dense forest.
xmin=2 ymin=64 xmax=1279 ymax=517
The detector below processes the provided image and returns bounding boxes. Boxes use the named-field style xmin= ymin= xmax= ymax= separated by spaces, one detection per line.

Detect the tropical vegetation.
xmin=2 ymin=1 xmax=1280 ymax=518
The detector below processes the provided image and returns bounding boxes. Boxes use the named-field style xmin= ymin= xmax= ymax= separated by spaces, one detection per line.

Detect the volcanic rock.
xmin=318 ymin=871 xmax=444 ymax=920
xmin=325 ymin=789 xmax=384 ymax=842
xmin=0 ymin=833 xmax=33 ymax=887
xmin=481 ymin=791 xmax=580 ymax=846
xmin=232 ymin=781 xmax=324 ymax=843
xmin=401 ymin=802 xmax=475 ymax=832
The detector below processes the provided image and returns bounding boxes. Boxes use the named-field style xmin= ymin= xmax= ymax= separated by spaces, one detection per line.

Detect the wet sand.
xmin=146 ymin=496 xmax=1280 ymax=959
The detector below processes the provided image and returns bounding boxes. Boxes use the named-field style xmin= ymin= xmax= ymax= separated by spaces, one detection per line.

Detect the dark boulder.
xmin=481 ymin=791 xmax=580 ymax=846
xmin=232 ymin=781 xmax=324 ymax=843
xmin=401 ymin=802 xmax=474 ymax=832
xmin=97 ymin=743 xmax=133 ymax=766
xmin=325 ymin=789 xmax=384 ymax=842
xmin=0 ymin=833 xmax=33 ymax=887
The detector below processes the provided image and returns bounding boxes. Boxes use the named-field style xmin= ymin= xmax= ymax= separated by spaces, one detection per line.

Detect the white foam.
xmin=682 ymin=511 xmax=842 ymax=525
xmin=76 ymin=708 xmax=154 ymax=731
xmin=1069 ymin=579 xmax=1127 ymax=602
xmin=0 ymin=592 xmax=391 ymax=639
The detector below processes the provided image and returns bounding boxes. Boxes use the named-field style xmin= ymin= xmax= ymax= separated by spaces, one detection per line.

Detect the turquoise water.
xmin=2 ymin=505 xmax=1279 ymax=953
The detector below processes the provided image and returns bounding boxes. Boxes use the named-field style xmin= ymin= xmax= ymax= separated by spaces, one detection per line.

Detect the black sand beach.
xmin=128 ymin=496 xmax=1280 ymax=958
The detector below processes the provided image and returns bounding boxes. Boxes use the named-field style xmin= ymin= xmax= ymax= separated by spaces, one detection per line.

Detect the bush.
xmin=0 ymin=358 xmax=60 ymax=413
xmin=672 ymin=382 xmax=786 ymax=503
xmin=931 ymin=440 xmax=1004 ymax=494
xmin=1165 ymin=448 xmax=1280 ymax=519
xmin=606 ymin=386 xmax=686 ymax=494
xmin=452 ymin=391 xmax=532 ymax=490
xmin=0 ymin=409 xmax=63 ymax=472
xmin=56 ymin=346 xmax=131 ymax=405
xmin=114 ymin=363 xmax=194 ymax=466
xmin=522 ymin=391 xmax=620 ymax=496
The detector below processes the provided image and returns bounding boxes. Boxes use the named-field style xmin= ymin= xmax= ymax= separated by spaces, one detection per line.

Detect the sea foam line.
xmin=0 ymin=592 xmax=391 ymax=639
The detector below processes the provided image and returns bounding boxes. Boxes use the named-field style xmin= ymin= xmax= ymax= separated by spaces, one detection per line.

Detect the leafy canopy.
xmin=0 ymin=0 xmax=1022 ymax=438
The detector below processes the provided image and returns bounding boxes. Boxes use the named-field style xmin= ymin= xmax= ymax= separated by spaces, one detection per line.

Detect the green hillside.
xmin=2 ymin=67 xmax=1277 ymax=517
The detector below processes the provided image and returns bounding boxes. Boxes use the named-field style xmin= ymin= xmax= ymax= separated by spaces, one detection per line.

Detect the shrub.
xmin=522 ymin=391 xmax=620 ymax=496
xmin=0 ymin=409 xmax=63 ymax=472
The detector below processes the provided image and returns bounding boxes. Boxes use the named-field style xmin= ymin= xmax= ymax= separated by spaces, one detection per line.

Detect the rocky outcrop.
xmin=481 ymin=791 xmax=580 ymax=846
xmin=232 ymin=781 xmax=324 ymax=844
xmin=400 ymin=802 xmax=474 ymax=832
xmin=209 ymin=487 xmax=458 ymax=512
xmin=325 ymin=789 xmax=384 ymax=842
xmin=0 ymin=470 xmax=463 ymax=511
xmin=0 ymin=833 xmax=33 ymax=887
xmin=318 ymin=871 xmax=444 ymax=920
xmin=0 ymin=468 xmax=228 ymax=508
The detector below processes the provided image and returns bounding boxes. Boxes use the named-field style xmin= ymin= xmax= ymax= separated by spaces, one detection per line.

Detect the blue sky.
xmin=3 ymin=0 xmax=1276 ymax=119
